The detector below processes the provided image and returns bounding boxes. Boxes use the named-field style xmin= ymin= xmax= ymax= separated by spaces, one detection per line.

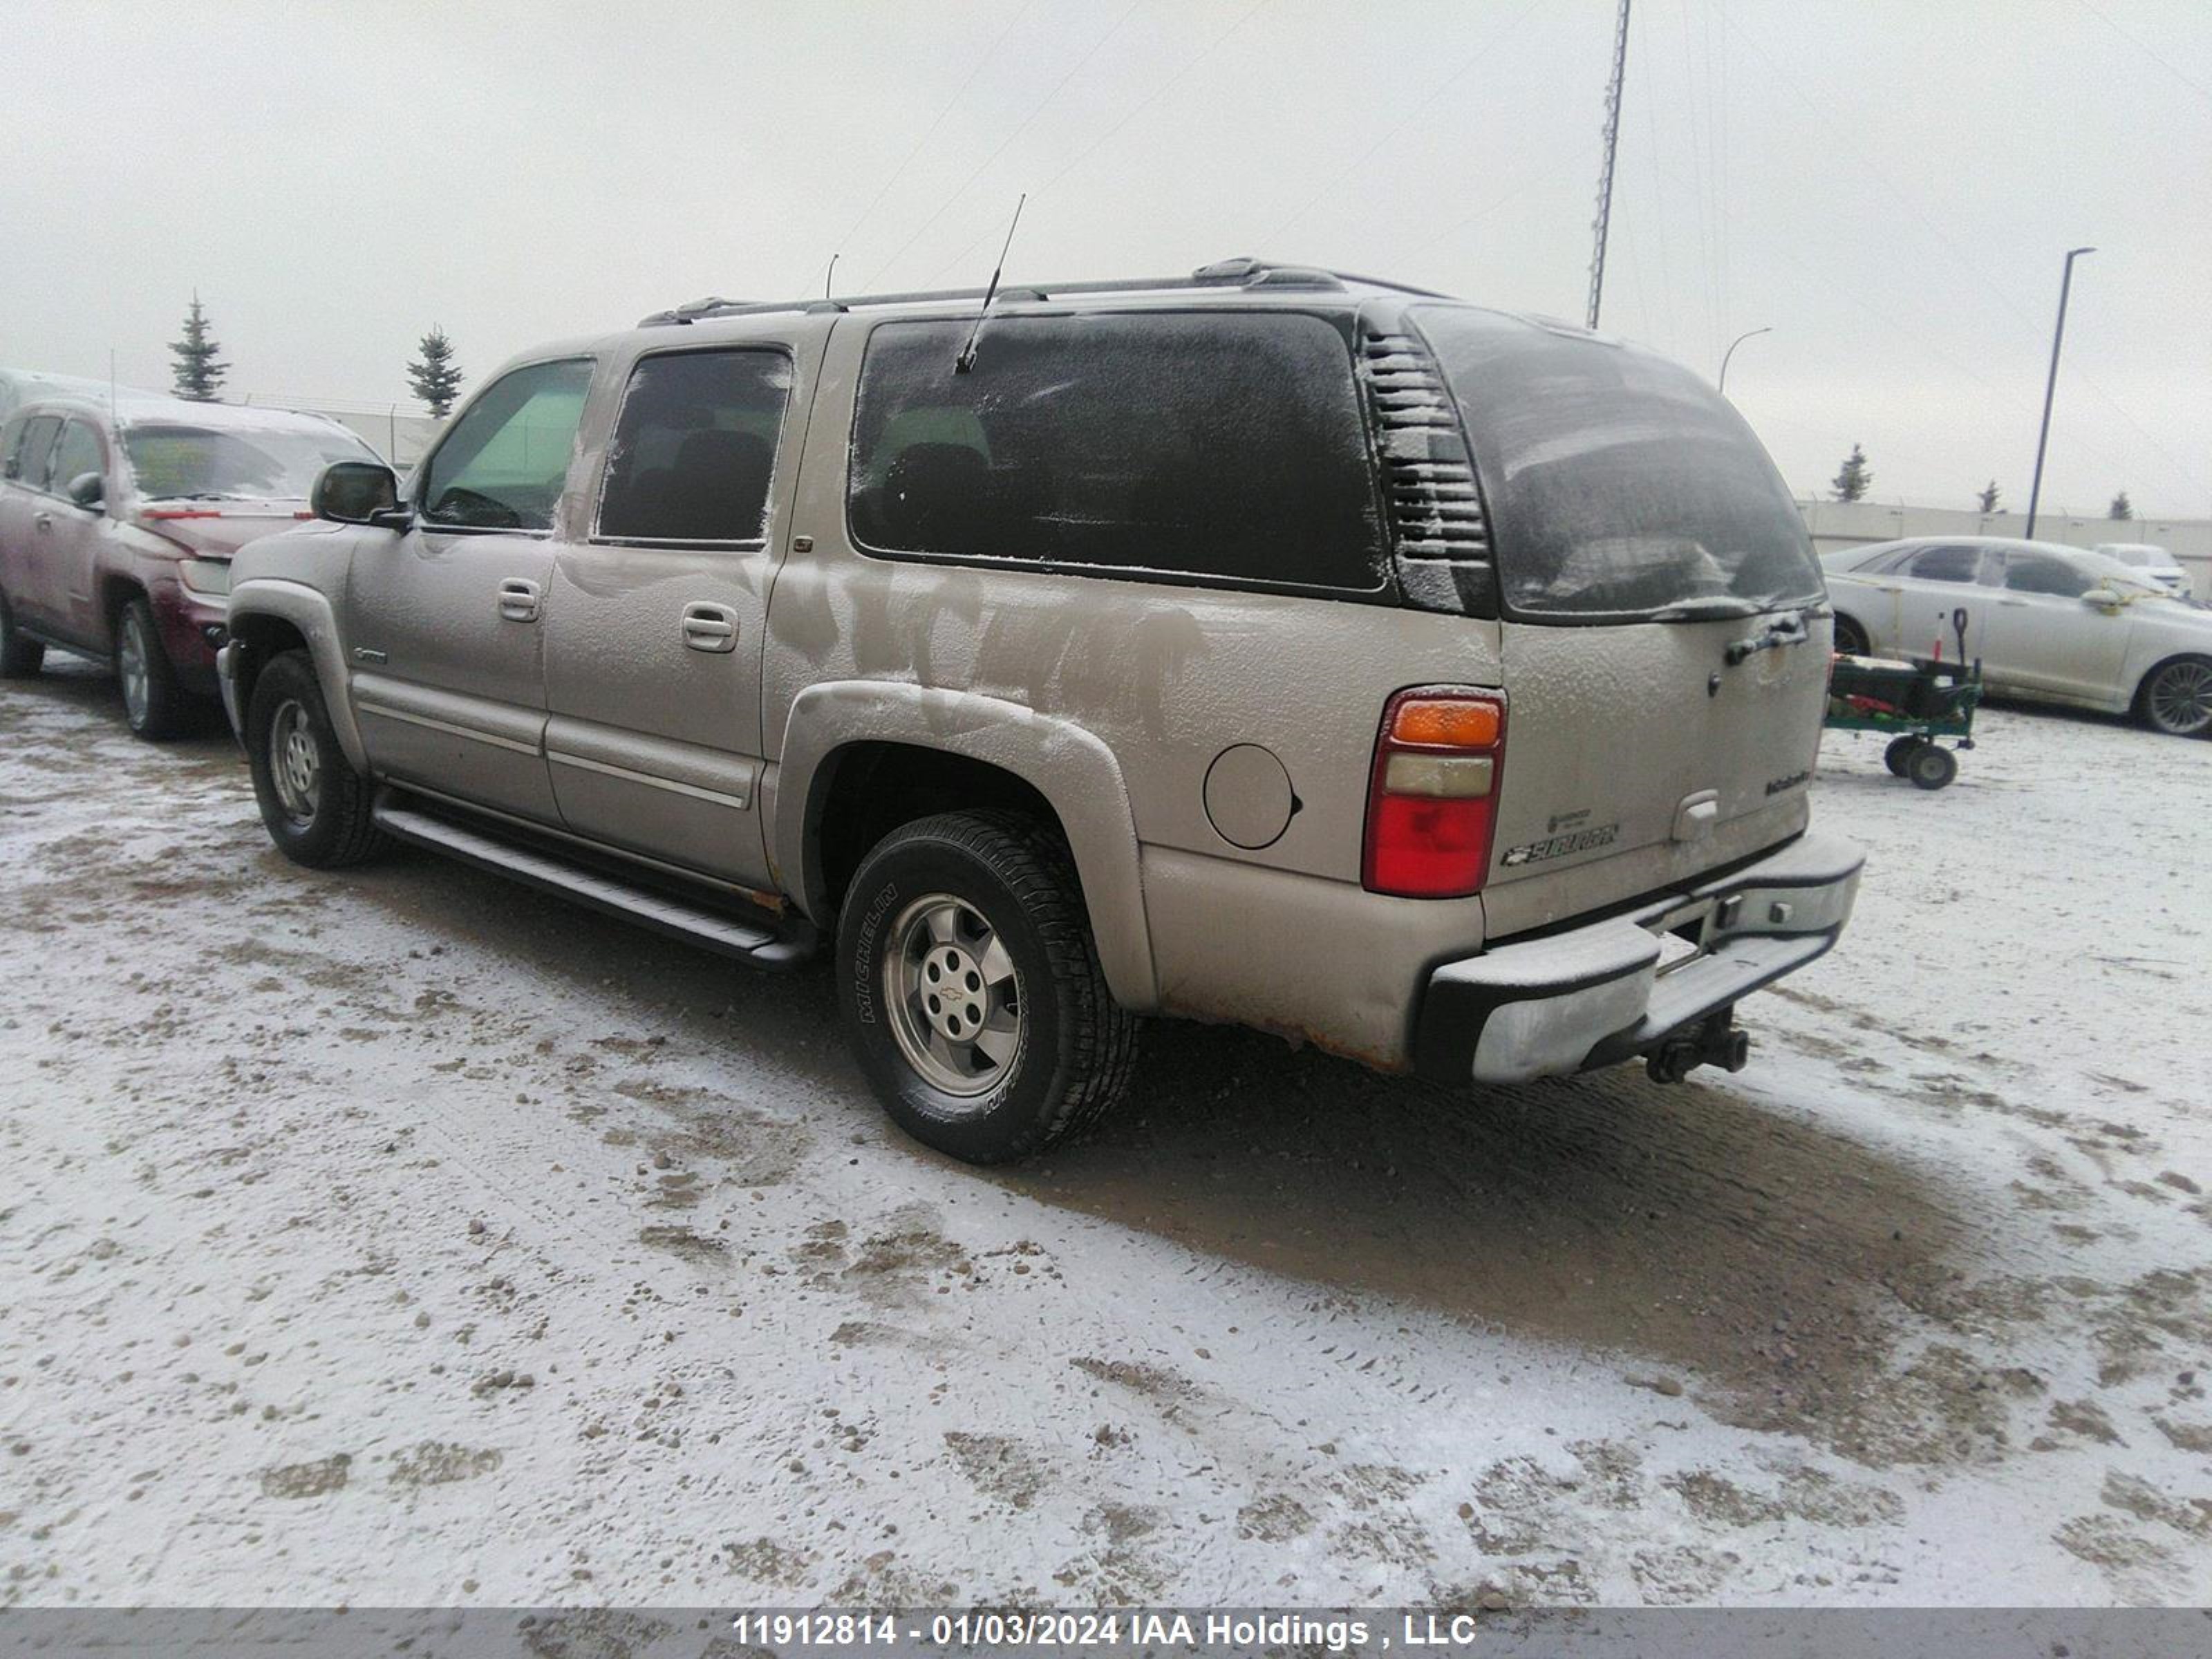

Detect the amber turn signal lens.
xmin=1389 ymin=697 xmax=1501 ymax=749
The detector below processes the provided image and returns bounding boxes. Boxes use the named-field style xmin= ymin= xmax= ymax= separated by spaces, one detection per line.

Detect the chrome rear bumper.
xmin=1412 ymin=833 xmax=1865 ymax=1085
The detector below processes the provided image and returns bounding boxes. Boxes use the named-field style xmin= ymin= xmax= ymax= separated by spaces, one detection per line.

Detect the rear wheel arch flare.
xmin=774 ymin=683 xmax=1158 ymax=1011
xmin=805 ymin=740 xmax=1067 ymax=917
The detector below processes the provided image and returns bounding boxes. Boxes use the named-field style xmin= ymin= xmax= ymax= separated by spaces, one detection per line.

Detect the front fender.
xmin=771 ymin=680 xmax=1159 ymax=1011
xmin=227 ymin=578 xmax=365 ymax=772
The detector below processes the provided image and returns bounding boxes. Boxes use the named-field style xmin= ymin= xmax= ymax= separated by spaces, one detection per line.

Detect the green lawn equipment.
xmin=1825 ymin=606 xmax=1983 ymax=790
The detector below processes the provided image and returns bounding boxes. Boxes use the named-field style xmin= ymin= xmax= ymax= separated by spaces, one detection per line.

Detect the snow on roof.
xmin=0 ymin=367 xmax=148 ymax=421
xmin=6 ymin=381 xmax=359 ymax=438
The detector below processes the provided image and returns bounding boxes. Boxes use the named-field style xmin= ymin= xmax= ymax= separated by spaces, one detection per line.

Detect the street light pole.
xmin=2025 ymin=245 xmax=2094 ymax=541
xmin=1718 ymin=326 xmax=1772 ymax=397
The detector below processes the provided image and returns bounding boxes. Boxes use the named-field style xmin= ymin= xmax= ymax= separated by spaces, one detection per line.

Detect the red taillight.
xmin=1362 ymin=687 xmax=1506 ymax=898
xmin=142 ymin=509 xmax=223 ymax=521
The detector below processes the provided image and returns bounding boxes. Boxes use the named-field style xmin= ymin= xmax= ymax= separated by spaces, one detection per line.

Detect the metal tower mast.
xmin=1586 ymin=0 xmax=1632 ymax=330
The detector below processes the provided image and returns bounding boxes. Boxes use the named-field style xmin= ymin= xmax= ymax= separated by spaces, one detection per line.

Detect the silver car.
xmin=1824 ymin=536 xmax=2212 ymax=736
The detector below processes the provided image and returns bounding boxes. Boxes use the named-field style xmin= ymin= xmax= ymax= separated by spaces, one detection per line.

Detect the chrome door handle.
xmin=682 ymin=601 xmax=739 ymax=653
xmin=497 ymin=578 xmax=542 ymax=623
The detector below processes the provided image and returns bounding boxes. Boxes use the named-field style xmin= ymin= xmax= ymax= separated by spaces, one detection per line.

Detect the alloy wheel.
xmin=883 ymin=892 xmax=1024 ymax=1102
xmin=118 ymin=615 xmax=151 ymax=727
xmin=2148 ymin=662 xmax=2212 ymax=736
xmin=268 ymin=699 xmax=322 ymax=825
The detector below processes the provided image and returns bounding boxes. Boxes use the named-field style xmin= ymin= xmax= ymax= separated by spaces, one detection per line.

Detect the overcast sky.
xmin=4 ymin=0 xmax=2206 ymax=517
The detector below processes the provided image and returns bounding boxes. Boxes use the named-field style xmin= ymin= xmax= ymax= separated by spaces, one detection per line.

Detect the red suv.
xmin=0 ymin=391 xmax=380 ymax=737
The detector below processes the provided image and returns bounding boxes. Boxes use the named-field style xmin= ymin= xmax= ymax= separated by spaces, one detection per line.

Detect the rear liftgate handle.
xmin=496 ymin=578 xmax=542 ymax=623
xmin=682 ymin=601 xmax=739 ymax=654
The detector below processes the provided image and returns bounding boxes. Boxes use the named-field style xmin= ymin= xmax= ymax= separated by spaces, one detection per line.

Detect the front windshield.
xmin=122 ymin=422 xmax=376 ymax=501
xmin=1411 ymin=306 xmax=1825 ymax=621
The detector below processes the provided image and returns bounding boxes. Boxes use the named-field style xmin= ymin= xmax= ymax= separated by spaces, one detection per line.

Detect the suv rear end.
xmin=1353 ymin=298 xmax=1859 ymax=1084
xmin=773 ymin=272 xmax=1857 ymax=1104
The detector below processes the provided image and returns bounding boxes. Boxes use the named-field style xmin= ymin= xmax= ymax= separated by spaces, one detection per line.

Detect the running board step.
xmin=372 ymin=803 xmax=812 ymax=967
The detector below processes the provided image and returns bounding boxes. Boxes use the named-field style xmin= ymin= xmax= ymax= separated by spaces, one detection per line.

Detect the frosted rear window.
xmin=849 ymin=312 xmax=1385 ymax=593
xmin=1413 ymin=306 xmax=1823 ymax=620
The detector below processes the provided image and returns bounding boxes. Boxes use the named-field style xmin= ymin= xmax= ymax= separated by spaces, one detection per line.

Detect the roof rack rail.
xmin=637 ymin=258 xmax=1454 ymax=326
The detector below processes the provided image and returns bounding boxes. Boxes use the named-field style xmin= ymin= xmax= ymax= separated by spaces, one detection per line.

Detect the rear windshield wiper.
xmin=1724 ymin=610 xmax=1812 ymax=665
xmin=1650 ymin=596 xmax=1762 ymax=622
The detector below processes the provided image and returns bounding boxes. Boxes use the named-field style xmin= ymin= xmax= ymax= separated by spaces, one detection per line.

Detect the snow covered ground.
xmin=2 ymin=660 xmax=2209 ymax=1609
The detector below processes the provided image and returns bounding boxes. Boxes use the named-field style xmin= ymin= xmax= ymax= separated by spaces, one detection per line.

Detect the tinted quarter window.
xmin=597 ymin=349 xmax=792 ymax=543
xmin=1411 ymin=306 xmax=1822 ymax=619
xmin=422 ymin=359 xmax=593 ymax=532
xmin=50 ymin=421 xmax=104 ymax=497
xmin=1906 ymin=545 xmax=1982 ymax=583
xmin=849 ymin=312 xmax=1385 ymax=592
xmin=12 ymin=416 xmax=62 ymax=491
xmin=2004 ymin=552 xmax=2094 ymax=598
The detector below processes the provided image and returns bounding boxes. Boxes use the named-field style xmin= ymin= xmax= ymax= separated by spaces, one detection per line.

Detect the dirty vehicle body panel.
xmin=0 ymin=391 xmax=379 ymax=715
xmin=222 ymin=263 xmax=1862 ymax=1154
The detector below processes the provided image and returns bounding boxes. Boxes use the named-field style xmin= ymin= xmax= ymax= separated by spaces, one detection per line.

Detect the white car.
xmin=1821 ymin=536 xmax=2212 ymax=737
xmin=2094 ymin=541 xmax=2191 ymax=597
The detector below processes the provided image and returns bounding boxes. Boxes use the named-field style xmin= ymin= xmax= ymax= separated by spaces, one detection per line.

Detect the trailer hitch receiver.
xmin=1645 ymin=1009 xmax=1751 ymax=1085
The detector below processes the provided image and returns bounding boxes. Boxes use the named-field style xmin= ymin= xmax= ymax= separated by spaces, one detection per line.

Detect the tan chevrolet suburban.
xmin=218 ymin=258 xmax=1862 ymax=1163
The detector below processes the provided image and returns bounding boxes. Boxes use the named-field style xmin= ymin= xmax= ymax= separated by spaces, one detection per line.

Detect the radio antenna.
xmin=824 ymin=253 xmax=838 ymax=299
xmin=955 ymin=193 xmax=1027 ymax=375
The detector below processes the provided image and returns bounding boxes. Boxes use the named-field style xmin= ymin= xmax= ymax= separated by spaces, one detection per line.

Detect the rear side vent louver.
xmin=1359 ymin=328 xmax=1494 ymax=614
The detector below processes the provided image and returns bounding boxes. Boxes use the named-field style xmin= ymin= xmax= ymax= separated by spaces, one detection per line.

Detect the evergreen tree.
xmin=1976 ymin=480 xmax=2003 ymax=514
xmin=169 ymin=292 xmax=228 ymax=402
xmin=406 ymin=326 xmax=465 ymax=418
xmin=1830 ymin=443 xmax=1872 ymax=503
xmin=2108 ymin=491 xmax=2133 ymax=521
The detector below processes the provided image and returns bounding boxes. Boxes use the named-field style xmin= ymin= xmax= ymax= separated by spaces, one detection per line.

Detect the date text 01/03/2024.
xmin=724 ymin=1611 xmax=1490 ymax=1652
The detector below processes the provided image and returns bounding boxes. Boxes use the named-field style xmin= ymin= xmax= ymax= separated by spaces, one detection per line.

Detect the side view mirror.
xmin=66 ymin=471 xmax=104 ymax=509
xmin=2083 ymin=587 xmax=2126 ymax=611
xmin=312 ymin=460 xmax=410 ymax=529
